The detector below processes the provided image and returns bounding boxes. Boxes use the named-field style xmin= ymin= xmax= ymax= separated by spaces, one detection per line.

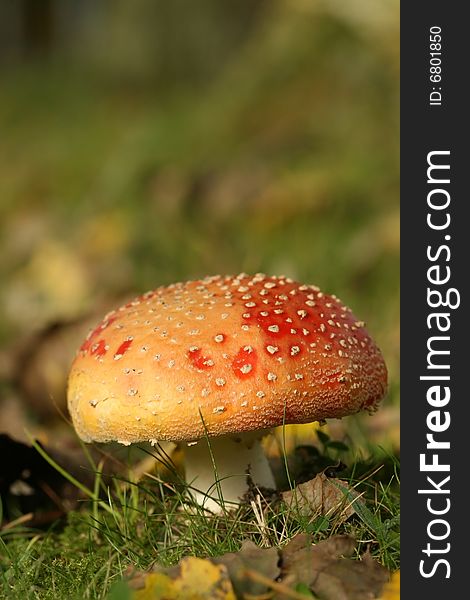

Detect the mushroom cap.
xmin=67 ymin=274 xmax=387 ymax=444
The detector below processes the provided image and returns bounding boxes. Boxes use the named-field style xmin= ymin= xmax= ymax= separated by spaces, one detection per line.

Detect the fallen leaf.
xmin=130 ymin=573 xmax=178 ymax=599
xmin=281 ymin=473 xmax=361 ymax=524
xmin=213 ymin=539 xmax=280 ymax=598
xmin=130 ymin=557 xmax=236 ymax=600
xmin=277 ymin=534 xmax=389 ymax=600
xmin=126 ymin=534 xmax=390 ymax=600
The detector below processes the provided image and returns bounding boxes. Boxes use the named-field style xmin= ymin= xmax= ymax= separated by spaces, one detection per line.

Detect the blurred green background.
xmin=0 ymin=0 xmax=399 ymax=447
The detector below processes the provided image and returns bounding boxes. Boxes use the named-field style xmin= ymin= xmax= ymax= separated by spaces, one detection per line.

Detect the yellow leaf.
xmin=378 ymin=570 xmax=400 ymax=600
xmin=132 ymin=557 xmax=237 ymax=600
xmin=133 ymin=572 xmax=178 ymax=600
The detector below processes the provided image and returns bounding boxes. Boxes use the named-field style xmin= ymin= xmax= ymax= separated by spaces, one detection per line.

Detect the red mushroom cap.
xmin=67 ymin=274 xmax=387 ymax=444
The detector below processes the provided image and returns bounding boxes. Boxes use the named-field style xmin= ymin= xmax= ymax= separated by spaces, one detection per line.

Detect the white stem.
xmin=183 ymin=433 xmax=275 ymax=512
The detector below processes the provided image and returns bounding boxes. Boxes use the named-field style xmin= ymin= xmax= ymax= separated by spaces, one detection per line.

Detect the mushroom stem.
xmin=183 ymin=433 xmax=275 ymax=512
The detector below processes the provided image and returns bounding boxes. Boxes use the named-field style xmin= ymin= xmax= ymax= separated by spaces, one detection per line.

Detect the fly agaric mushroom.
xmin=67 ymin=274 xmax=387 ymax=511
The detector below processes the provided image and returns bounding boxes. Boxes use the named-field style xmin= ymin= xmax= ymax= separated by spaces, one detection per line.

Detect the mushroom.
xmin=67 ymin=274 xmax=387 ymax=511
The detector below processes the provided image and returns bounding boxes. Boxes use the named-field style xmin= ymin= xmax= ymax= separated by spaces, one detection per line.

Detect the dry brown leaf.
xmin=281 ymin=473 xmax=361 ymax=524
xmin=277 ymin=534 xmax=389 ymax=600
xmin=213 ymin=539 xmax=280 ymax=598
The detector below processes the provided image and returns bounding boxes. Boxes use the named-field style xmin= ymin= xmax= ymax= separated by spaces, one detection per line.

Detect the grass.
xmin=0 ymin=3 xmax=399 ymax=598
xmin=0 ymin=430 xmax=400 ymax=599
